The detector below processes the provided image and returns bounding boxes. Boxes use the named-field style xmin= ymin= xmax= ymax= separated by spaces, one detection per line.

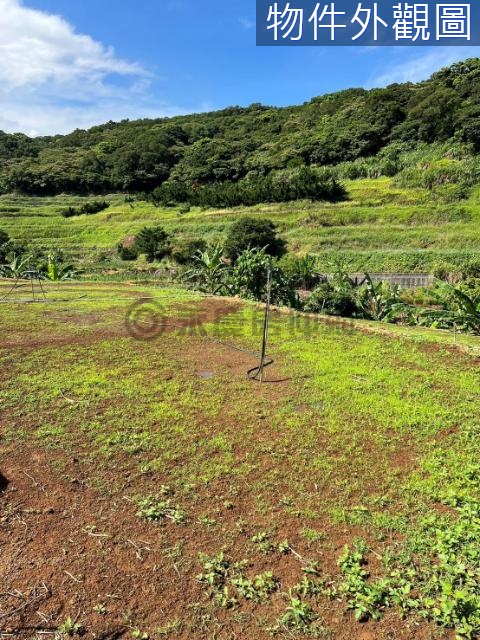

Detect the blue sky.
xmin=0 ymin=0 xmax=478 ymax=135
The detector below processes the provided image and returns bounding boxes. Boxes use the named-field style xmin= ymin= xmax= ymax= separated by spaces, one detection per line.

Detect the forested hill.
xmin=1 ymin=58 xmax=480 ymax=196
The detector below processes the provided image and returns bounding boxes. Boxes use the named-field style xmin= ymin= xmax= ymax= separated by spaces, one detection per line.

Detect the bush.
xmin=148 ymin=167 xmax=346 ymax=209
xmin=60 ymin=200 xmax=110 ymax=218
xmin=172 ymin=237 xmax=207 ymax=265
xmin=304 ymin=283 xmax=357 ymax=317
xmin=79 ymin=200 xmax=110 ymax=215
xmin=134 ymin=226 xmax=171 ymax=263
xmin=0 ymin=230 xmax=10 ymax=262
xmin=231 ymin=247 xmax=299 ymax=308
xmin=117 ymin=244 xmax=138 ymax=261
xmin=224 ymin=217 xmax=287 ymax=263
xmin=61 ymin=207 xmax=77 ymax=218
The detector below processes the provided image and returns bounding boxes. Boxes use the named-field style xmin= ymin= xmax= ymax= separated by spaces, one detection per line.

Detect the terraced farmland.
xmin=2 ymin=177 xmax=480 ymax=274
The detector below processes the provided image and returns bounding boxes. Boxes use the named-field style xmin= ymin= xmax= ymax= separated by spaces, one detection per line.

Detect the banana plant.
xmin=44 ymin=251 xmax=76 ymax=281
xmin=356 ymin=274 xmax=412 ymax=322
xmin=0 ymin=254 xmax=34 ymax=279
xmin=184 ymin=244 xmax=231 ymax=294
xmin=421 ymin=282 xmax=480 ymax=334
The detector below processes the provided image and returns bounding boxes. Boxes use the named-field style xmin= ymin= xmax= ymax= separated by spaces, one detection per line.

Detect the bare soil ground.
xmin=0 ymin=295 xmax=458 ymax=639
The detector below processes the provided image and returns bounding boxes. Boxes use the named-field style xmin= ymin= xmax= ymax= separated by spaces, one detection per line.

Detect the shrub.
xmin=304 ymin=283 xmax=357 ymax=317
xmin=172 ymin=237 xmax=207 ymax=265
xmin=224 ymin=217 xmax=287 ymax=263
xmin=0 ymin=230 xmax=11 ymax=262
xmin=61 ymin=207 xmax=77 ymax=218
xmin=79 ymin=200 xmax=110 ymax=215
xmin=60 ymin=200 xmax=110 ymax=218
xmin=231 ymin=247 xmax=299 ymax=307
xmin=148 ymin=167 xmax=346 ymax=209
xmin=134 ymin=226 xmax=171 ymax=263
xmin=117 ymin=244 xmax=139 ymax=261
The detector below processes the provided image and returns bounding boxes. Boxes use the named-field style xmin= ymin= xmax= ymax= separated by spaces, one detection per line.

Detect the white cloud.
xmin=0 ymin=0 xmax=187 ymax=135
xmin=368 ymin=46 xmax=480 ymax=86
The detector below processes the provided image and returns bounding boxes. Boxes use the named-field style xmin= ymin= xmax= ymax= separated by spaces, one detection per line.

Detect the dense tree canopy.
xmin=0 ymin=59 xmax=480 ymax=196
xmin=224 ymin=217 xmax=287 ymax=263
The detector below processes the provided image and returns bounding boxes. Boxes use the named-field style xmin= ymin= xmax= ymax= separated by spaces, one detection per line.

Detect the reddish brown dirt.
xmin=0 ymin=440 xmax=447 ymax=640
xmin=0 ymin=298 xmax=242 ymax=350
xmin=0 ymin=299 xmax=452 ymax=639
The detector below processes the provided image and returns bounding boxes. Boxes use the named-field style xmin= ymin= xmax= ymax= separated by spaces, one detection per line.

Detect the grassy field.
xmin=1 ymin=281 xmax=480 ymax=638
xmin=1 ymin=177 xmax=480 ymax=274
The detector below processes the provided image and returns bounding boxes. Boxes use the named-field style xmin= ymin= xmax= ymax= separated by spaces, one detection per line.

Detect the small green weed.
xmin=231 ymin=571 xmax=279 ymax=602
xmin=57 ymin=617 xmax=83 ymax=637
xmin=272 ymin=595 xmax=330 ymax=637
xmin=252 ymin=531 xmax=276 ymax=554
xmin=136 ymin=497 xmax=186 ymax=524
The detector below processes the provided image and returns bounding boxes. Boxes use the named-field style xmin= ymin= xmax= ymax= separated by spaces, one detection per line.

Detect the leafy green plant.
xmin=337 ymin=542 xmax=392 ymax=622
xmin=355 ymin=274 xmax=411 ymax=322
xmin=0 ymin=254 xmax=35 ymax=279
xmin=136 ymin=496 xmax=185 ymax=524
xmin=57 ymin=616 xmax=83 ymax=637
xmin=282 ymin=253 xmax=321 ymax=290
xmin=197 ymin=552 xmax=237 ymax=589
xmin=272 ymin=595 xmax=329 ymax=637
xmin=421 ymin=281 xmax=480 ymax=334
xmin=231 ymin=571 xmax=279 ymax=602
xmin=197 ymin=552 xmax=245 ymax=608
xmin=251 ymin=531 xmax=276 ymax=554
xmin=293 ymin=576 xmax=327 ymax=598
xmin=44 ymin=251 xmax=76 ymax=281
xmin=184 ymin=244 xmax=230 ymax=294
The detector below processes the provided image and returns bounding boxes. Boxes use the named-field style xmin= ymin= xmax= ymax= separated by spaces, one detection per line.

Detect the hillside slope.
xmin=0 ymin=59 xmax=479 ymax=196
xmin=2 ymin=177 xmax=480 ymax=274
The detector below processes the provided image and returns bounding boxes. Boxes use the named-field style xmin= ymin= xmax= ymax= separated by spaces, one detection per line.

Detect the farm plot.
xmin=0 ymin=282 xmax=480 ymax=639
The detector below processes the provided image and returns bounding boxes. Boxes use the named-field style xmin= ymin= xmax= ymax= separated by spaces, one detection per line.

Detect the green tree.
xmin=224 ymin=217 xmax=287 ymax=263
xmin=134 ymin=226 xmax=171 ymax=263
xmin=231 ymin=247 xmax=298 ymax=307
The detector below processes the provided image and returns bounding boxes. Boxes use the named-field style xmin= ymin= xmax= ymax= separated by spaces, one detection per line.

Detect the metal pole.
xmin=247 ymin=267 xmax=273 ymax=383
xmin=260 ymin=268 xmax=273 ymax=383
